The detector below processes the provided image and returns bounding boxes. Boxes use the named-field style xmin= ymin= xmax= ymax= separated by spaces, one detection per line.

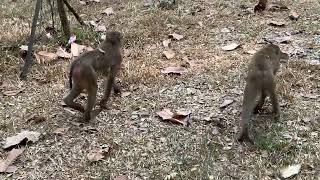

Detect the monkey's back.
xmin=247 ymin=54 xmax=277 ymax=89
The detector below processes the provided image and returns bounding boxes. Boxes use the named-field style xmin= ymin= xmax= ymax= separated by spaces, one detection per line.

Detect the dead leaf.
xmin=221 ymin=43 xmax=241 ymax=51
xmin=3 ymin=131 xmax=41 ymax=149
xmin=79 ymin=1 xmax=87 ymax=5
xmin=114 ymin=175 xmax=129 ymax=180
xmin=3 ymin=87 xmax=25 ymax=96
xmin=87 ymin=149 xmax=104 ymax=162
xmin=289 ymin=11 xmax=299 ymax=21
xmin=254 ymin=0 xmax=267 ymax=13
xmin=87 ymin=145 xmax=116 ymax=162
xmin=82 ymin=126 xmax=98 ymax=133
xmin=102 ymin=7 xmax=114 ymax=15
xmin=198 ymin=21 xmax=203 ymax=27
xmin=280 ymin=164 xmax=301 ymax=178
xmin=268 ymin=1 xmax=288 ymax=11
xmin=267 ymin=36 xmax=292 ymax=44
xmin=220 ymin=99 xmax=234 ymax=109
xmin=163 ymin=39 xmax=171 ymax=48
xmin=90 ymin=0 xmax=100 ymax=2
xmin=168 ymin=33 xmax=184 ymax=40
xmin=268 ymin=20 xmax=286 ymax=27
xmin=163 ymin=50 xmax=175 ymax=59
xmin=56 ymin=47 xmax=72 ymax=59
xmin=4 ymin=166 xmax=18 ymax=173
xmin=0 ymin=148 xmax=25 ymax=173
xmin=53 ymin=127 xmax=69 ymax=135
xmin=25 ymin=115 xmax=46 ymax=124
xmin=157 ymin=109 xmax=191 ymax=126
xmin=95 ymin=25 xmax=106 ymax=32
xmin=86 ymin=20 xmax=98 ymax=28
xmin=35 ymin=51 xmax=58 ymax=64
xmin=19 ymin=45 xmax=28 ymax=51
xmin=71 ymin=43 xmax=86 ymax=57
xmin=121 ymin=92 xmax=131 ymax=97
xmin=161 ymin=66 xmax=187 ymax=75
xmin=86 ymin=46 xmax=94 ymax=52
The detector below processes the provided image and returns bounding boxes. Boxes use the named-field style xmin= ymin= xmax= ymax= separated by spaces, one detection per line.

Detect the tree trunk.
xmin=57 ymin=0 xmax=71 ymax=39
xmin=20 ymin=0 xmax=42 ymax=79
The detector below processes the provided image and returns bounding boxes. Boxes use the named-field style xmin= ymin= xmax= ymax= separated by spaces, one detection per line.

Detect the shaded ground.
xmin=0 ymin=0 xmax=319 ymax=179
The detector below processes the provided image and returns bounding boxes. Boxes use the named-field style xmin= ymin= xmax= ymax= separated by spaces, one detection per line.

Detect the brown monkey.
xmin=237 ymin=44 xmax=289 ymax=143
xmin=63 ymin=31 xmax=122 ymax=122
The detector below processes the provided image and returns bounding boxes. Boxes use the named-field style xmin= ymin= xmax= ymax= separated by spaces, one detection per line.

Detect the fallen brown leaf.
xmin=87 ymin=149 xmax=104 ymax=162
xmin=280 ymin=164 xmax=301 ymax=178
xmin=221 ymin=43 xmax=241 ymax=51
xmin=163 ymin=50 xmax=175 ymax=59
xmin=35 ymin=51 xmax=58 ymax=64
xmin=161 ymin=66 xmax=187 ymax=75
xmin=95 ymin=25 xmax=107 ymax=32
xmin=3 ymin=131 xmax=41 ymax=149
xmin=114 ymin=175 xmax=129 ymax=180
xmin=121 ymin=92 xmax=131 ymax=97
xmin=102 ymin=7 xmax=114 ymax=15
xmin=56 ymin=47 xmax=72 ymax=59
xmin=71 ymin=43 xmax=86 ymax=57
xmin=162 ymin=39 xmax=171 ymax=48
xmin=53 ymin=127 xmax=70 ymax=135
xmin=268 ymin=20 xmax=286 ymax=27
xmin=289 ymin=11 xmax=299 ymax=21
xmin=168 ymin=33 xmax=184 ymax=40
xmin=157 ymin=109 xmax=191 ymax=126
xmin=220 ymin=99 xmax=234 ymax=109
xmin=3 ymin=87 xmax=25 ymax=96
xmin=0 ymin=148 xmax=25 ymax=173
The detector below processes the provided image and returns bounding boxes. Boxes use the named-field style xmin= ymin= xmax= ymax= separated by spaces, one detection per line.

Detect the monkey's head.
xmin=105 ymin=31 xmax=122 ymax=45
xmin=266 ymin=44 xmax=289 ymax=60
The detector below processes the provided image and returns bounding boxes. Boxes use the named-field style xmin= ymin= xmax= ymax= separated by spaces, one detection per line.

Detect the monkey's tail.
xmin=69 ymin=63 xmax=75 ymax=89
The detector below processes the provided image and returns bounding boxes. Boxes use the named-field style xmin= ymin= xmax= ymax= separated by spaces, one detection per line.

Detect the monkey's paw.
xmin=237 ymin=132 xmax=254 ymax=144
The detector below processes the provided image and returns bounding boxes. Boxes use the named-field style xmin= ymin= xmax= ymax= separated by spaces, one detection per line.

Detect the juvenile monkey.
xmin=64 ymin=31 xmax=122 ymax=122
xmin=238 ymin=44 xmax=289 ymax=143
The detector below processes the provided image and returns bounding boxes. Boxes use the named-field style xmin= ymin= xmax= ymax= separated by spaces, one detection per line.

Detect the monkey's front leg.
xmin=100 ymin=77 xmax=115 ymax=109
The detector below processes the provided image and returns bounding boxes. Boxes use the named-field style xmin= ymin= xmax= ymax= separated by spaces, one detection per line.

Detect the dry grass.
xmin=1 ymin=0 xmax=320 ymax=179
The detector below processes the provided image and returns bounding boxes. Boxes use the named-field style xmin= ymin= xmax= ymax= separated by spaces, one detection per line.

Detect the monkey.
xmin=237 ymin=44 xmax=289 ymax=143
xmin=63 ymin=31 xmax=122 ymax=122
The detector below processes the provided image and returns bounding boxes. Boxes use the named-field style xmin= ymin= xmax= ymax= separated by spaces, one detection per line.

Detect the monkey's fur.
xmin=238 ymin=44 xmax=289 ymax=143
xmin=64 ymin=31 xmax=122 ymax=122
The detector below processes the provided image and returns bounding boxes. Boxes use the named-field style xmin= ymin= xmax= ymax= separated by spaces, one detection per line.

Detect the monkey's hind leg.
xmin=238 ymin=83 xmax=259 ymax=143
xmin=100 ymin=66 xmax=117 ymax=109
xmin=253 ymin=90 xmax=267 ymax=114
xmin=267 ymin=83 xmax=280 ymax=121
xmin=64 ymin=87 xmax=85 ymax=112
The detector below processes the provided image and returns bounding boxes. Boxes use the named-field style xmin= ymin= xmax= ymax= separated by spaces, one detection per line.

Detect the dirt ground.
xmin=0 ymin=0 xmax=319 ymax=179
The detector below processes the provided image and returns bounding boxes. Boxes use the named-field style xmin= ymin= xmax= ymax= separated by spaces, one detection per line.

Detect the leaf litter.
xmin=1 ymin=0 xmax=320 ymax=179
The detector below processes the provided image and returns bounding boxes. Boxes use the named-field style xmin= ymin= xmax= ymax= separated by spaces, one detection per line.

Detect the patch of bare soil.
xmin=0 ymin=0 xmax=319 ymax=179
